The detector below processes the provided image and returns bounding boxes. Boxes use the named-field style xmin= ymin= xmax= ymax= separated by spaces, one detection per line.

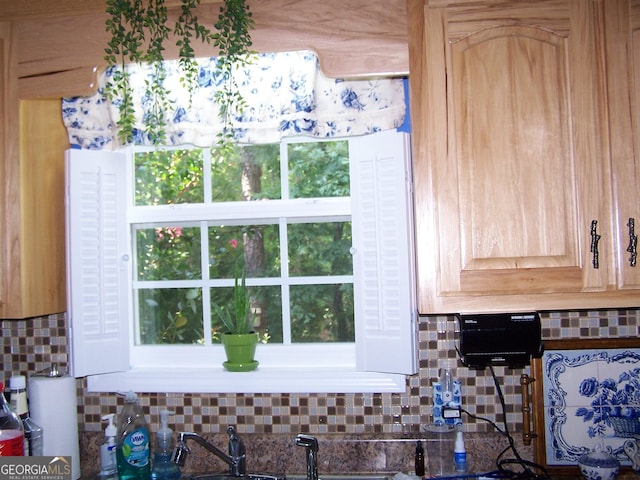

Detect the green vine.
xmin=174 ymin=0 xmax=216 ymax=99
xmin=213 ymin=0 xmax=255 ymax=152
xmin=103 ymin=0 xmax=254 ymax=146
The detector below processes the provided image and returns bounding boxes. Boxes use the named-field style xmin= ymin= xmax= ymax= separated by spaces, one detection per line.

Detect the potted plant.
xmin=215 ymin=241 xmax=259 ymax=371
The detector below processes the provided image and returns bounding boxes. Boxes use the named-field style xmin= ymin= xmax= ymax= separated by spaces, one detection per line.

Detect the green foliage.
xmin=214 ymin=263 xmax=254 ymax=334
xmin=134 ymin=149 xmax=204 ymax=205
xmin=104 ymin=0 xmax=146 ymax=143
xmin=174 ymin=0 xmax=216 ymax=98
xmin=212 ymin=0 xmax=256 ymax=150
xmin=139 ymin=287 xmax=204 ymax=344
xmin=288 ymin=141 xmax=350 ymax=198
xmin=104 ymin=0 xmax=254 ymax=146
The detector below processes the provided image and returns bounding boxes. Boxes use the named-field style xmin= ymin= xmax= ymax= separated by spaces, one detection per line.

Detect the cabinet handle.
xmin=520 ymin=374 xmax=537 ymax=446
xmin=627 ymin=218 xmax=638 ymax=267
xmin=590 ymin=220 xmax=601 ymax=269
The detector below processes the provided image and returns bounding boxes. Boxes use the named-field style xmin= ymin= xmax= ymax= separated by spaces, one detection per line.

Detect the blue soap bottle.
xmin=150 ymin=410 xmax=181 ymax=480
xmin=116 ymin=391 xmax=151 ymax=480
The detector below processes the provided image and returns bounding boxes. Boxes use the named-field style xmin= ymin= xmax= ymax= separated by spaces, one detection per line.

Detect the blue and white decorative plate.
xmin=541 ymin=347 xmax=640 ymax=466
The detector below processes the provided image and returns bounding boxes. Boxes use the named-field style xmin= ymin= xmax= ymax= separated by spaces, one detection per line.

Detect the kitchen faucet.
xmin=295 ymin=434 xmax=319 ymax=480
xmin=172 ymin=426 xmax=247 ymax=476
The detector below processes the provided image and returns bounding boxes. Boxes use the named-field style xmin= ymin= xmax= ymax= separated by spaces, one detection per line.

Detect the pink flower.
xmin=230 ymin=239 xmax=238 ymax=249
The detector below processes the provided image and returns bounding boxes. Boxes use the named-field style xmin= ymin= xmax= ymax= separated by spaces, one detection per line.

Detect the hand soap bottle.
xmin=100 ymin=414 xmax=117 ymax=477
xmin=150 ymin=410 xmax=181 ymax=480
xmin=117 ymin=391 xmax=151 ymax=480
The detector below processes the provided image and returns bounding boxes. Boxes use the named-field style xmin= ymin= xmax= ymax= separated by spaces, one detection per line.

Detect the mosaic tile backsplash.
xmin=0 ymin=309 xmax=638 ymax=476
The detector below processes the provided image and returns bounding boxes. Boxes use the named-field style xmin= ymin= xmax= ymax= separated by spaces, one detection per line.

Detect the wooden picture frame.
xmin=531 ymin=337 xmax=640 ymax=475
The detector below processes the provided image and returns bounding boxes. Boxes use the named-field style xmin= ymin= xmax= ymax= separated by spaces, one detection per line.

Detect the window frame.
xmin=65 ymin=130 xmax=417 ymax=393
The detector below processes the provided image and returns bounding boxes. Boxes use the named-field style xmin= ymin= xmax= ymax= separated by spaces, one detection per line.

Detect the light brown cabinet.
xmin=408 ymin=0 xmax=640 ymax=314
xmin=604 ymin=0 xmax=640 ymax=293
xmin=1 ymin=23 xmax=68 ymax=319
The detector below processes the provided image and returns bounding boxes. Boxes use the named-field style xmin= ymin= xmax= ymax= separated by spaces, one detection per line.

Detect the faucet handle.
xmin=227 ymin=426 xmax=247 ymax=476
xmin=295 ymin=434 xmax=319 ymax=451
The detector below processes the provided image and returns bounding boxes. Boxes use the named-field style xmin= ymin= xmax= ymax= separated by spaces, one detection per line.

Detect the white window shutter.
xmin=65 ymin=149 xmax=130 ymax=377
xmin=350 ymin=130 xmax=418 ymax=375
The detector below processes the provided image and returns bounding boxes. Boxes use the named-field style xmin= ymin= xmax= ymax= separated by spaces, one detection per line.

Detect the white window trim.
xmin=65 ymin=130 xmax=417 ymax=393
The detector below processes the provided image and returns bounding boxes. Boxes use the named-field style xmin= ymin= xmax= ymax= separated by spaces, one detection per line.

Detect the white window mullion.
xmin=201 ymin=220 xmax=213 ymax=345
xmin=280 ymin=142 xmax=289 ymax=200
xmin=203 ymin=149 xmax=213 ymax=204
xmin=280 ymin=217 xmax=292 ymax=344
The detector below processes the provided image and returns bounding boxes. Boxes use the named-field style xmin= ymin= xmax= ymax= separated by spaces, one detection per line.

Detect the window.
xmin=131 ymin=140 xmax=354 ymax=347
xmin=66 ymin=130 xmax=417 ymax=393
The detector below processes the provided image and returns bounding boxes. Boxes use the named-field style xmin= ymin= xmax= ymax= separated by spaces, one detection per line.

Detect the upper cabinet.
xmin=604 ymin=0 xmax=640 ymax=292
xmin=0 ymin=23 xmax=68 ymax=319
xmin=408 ymin=0 xmax=640 ymax=314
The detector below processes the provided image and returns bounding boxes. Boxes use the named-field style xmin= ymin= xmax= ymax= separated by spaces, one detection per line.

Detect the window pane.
xmin=136 ymin=226 xmax=201 ymax=281
xmin=135 ymin=149 xmax=204 ymax=205
xmin=209 ymin=225 xmax=280 ymax=278
xmin=288 ymin=141 xmax=349 ymax=198
xmin=289 ymin=222 xmax=352 ymax=276
xmin=138 ymin=288 xmax=204 ymax=345
xmin=212 ymin=144 xmax=281 ymax=201
xmin=210 ymin=286 xmax=282 ymax=344
xmin=290 ymin=284 xmax=354 ymax=342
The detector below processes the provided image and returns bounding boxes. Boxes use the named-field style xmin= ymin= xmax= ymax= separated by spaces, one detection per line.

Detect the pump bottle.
xmin=116 ymin=391 xmax=151 ymax=480
xmin=100 ymin=413 xmax=117 ymax=477
xmin=151 ymin=410 xmax=181 ymax=480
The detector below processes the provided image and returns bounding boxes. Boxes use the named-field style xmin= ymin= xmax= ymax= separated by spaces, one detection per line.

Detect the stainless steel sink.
xmin=286 ymin=475 xmax=391 ymax=480
xmin=191 ymin=474 xmax=390 ymax=480
xmin=191 ymin=474 xmax=285 ymax=480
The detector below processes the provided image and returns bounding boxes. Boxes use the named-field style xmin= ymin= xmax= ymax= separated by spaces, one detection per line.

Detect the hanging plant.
xmin=103 ymin=0 xmax=254 ymax=146
xmin=212 ymin=0 xmax=255 ymax=152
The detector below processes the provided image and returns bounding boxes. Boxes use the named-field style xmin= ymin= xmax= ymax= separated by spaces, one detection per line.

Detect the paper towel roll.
xmin=28 ymin=375 xmax=81 ymax=480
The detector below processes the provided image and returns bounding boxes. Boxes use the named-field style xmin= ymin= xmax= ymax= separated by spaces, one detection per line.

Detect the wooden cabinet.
xmin=604 ymin=0 xmax=640 ymax=293
xmin=408 ymin=0 xmax=640 ymax=314
xmin=1 ymin=23 xmax=68 ymax=319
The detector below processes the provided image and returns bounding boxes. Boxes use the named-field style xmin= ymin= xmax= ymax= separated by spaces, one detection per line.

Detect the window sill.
xmin=85 ymin=365 xmax=407 ymax=394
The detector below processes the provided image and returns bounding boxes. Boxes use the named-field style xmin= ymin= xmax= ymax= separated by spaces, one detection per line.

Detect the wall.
xmin=1 ymin=309 xmax=638 ymax=475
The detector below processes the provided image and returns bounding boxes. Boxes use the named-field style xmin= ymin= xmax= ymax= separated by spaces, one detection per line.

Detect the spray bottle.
xmin=99 ymin=414 xmax=117 ymax=477
xmin=150 ymin=410 xmax=181 ymax=480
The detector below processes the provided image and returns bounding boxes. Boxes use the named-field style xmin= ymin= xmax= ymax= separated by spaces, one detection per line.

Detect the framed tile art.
xmin=531 ymin=337 xmax=640 ymax=474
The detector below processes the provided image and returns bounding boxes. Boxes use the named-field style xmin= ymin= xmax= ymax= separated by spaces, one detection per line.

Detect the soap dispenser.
xmin=150 ymin=410 xmax=181 ymax=480
xmin=117 ymin=391 xmax=151 ymax=480
xmin=100 ymin=413 xmax=117 ymax=478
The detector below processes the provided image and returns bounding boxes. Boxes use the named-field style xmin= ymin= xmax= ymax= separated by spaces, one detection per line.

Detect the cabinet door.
xmin=604 ymin=0 xmax=640 ymax=291
xmin=409 ymin=0 xmax=612 ymax=313
xmin=0 ymin=23 xmax=67 ymax=318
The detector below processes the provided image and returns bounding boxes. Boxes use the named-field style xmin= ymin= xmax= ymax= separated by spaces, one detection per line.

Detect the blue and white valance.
xmin=62 ymin=50 xmax=406 ymax=149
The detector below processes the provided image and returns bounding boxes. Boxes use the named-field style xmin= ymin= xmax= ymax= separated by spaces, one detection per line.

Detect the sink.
xmin=191 ymin=474 xmax=390 ymax=480
xmin=191 ymin=474 xmax=285 ymax=480
xmin=284 ymin=475 xmax=391 ymax=480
